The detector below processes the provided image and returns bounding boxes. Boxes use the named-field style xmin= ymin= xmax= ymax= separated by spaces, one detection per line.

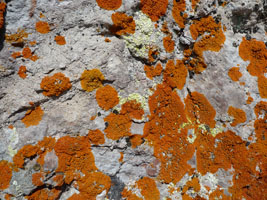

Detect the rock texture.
xmin=0 ymin=0 xmax=266 ymax=199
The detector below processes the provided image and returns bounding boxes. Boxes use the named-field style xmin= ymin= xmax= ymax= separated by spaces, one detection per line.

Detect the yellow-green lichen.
xmin=8 ymin=127 xmax=18 ymax=157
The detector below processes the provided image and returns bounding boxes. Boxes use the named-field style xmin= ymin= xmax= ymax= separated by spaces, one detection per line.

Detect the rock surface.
xmin=0 ymin=0 xmax=266 ymax=199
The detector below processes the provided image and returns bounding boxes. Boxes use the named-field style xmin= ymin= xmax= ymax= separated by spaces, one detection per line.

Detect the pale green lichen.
xmin=8 ymin=127 xmax=18 ymax=157
xmin=119 ymin=93 xmax=147 ymax=109
xmin=123 ymin=12 xmax=163 ymax=59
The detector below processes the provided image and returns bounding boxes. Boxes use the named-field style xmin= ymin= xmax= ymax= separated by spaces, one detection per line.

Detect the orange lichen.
xmin=90 ymin=115 xmax=96 ymax=120
xmin=182 ymin=177 xmax=201 ymax=193
xmin=239 ymin=38 xmax=267 ymax=77
xmin=189 ymin=16 xmax=225 ymax=73
xmin=5 ymin=29 xmax=29 ymax=45
xmin=32 ymin=172 xmax=44 ymax=186
xmin=88 ymin=129 xmax=105 ymax=145
xmin=104 ymin=113 xmax=132 ymax=140
xmin=228 ymin=67 xmax=242 ymax=82
xmin=40 ymin=72 xmax=72 ymax=97
xmin=53 ymin=174 xmax=64 ymax=187
xmin=95 ymin=0 xmax=122 ymax=10
xmin=29 ymin=40 xmax=37 ymax=46
xmin=80 ymin=69 xmax=105 ymax=92
xmin=96 ymin=85 xmax=119 ymax=110
xmin=35 ymin=21 xmax=50 ymax=34
xmin=246 ymin=96 xmax=253 ymax=104
xmin=21 ymin=106 xmax=44 ymax=128
xmin=228 ymin=106 xmax=247 ymax=127
xmin=4 ymin=194 xmax=13 ymax=200
xmin=140 ymin=0 xmax=168 ymax=22
xmin=163 ymin=59 xmax=188 ymax=89
xmin=110 ymin=12 xmax=135 ymax=35
xmin=172 ymin=0 xmax=186 ymax=28
xmin=11 ymin=52 xmax=21 ymax=59
xmin=258 ymin=75 xmax=267 ymax=98
xmin=22 ymin=47 xmax=32 ymax=59
xmin=148 ymin=47 xmax=159 ymax=63
xmin=163 ymin=35 xmax=175 ymax=53
xmin=119 ymin=152 xmax=124 ymax=162
xmin=191 ymin=0 xmax=200 ymax=10
xmin=105 ymin=38 xmax=111 ymax=42
xmin=0 ymin=2 xmax=6 ymax=29
xmin=185 ymin=91 xmax=216 ymax=128
xmin=13 ymin=144 xmax=39 ymax=168
xmin=161 ymin=21 xmax=170 ymax=35
xmin=54 ymin=35 xmax=66 ymax=45
xmin=18 ymin=65 xmax=27 ymax=79
xmin=136 ymin=177 xmax=160 ymax=200
xmin=129 ymin=134 xmax=143 ymax=148
xmin=209 ymin=188 xmax=231 ymax=200
xmin=121 ymin=188 xmax=143 ymax=200
xmin=120 ymin=100 xmax=144 ymax=120
xmin=144 ymin=83 xmax=194 ymax=183
xmin=25 ymin=188 xmax=61 ymax=200
xmin=8 ymin=124 xmax=14 ymax=129
xmin=144 ymin=63 xmax=163 ymax=80
xmin=0 ymin=160 xmax=12 ymax=190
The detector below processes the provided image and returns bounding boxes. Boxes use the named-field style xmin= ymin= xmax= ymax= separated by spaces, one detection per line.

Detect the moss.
xmin=35 ymin=21 xmax=50 ymax=34
xmin=21 ymin=106 xmax=44 ymax=128
xmin=80 ymin=69 xmax=105 ymax=92
xmin=95 ymin=0 xmax=122 ymax=10
xmin=40 ymin=72 xmax=72 ymax=97
xmin=0 ymin=160 xmax=12 ymax=190
xmin=140 ymin=0 xmax=168 ymax=22
xmin=96 ymin=85 xmax=119 ymax=110
xmin=110 ymin=12 xmax=136 ymax=35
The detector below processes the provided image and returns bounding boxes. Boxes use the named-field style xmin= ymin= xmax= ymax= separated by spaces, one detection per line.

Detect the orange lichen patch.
xmin=8 ymin=124 xmax=14 ymax=129
xmin=163 ymin=59 xmax=187 ymax=89
xmin=144 ymin=84 xmax=194 ymax=183
xmin=246 ymin=96 xmax=253 ymax=104
xmin=121 ymin=188 xmax=143 ymax=200
xmin=4 ymin=194 xmax=13 ymax=200
xmin=140 ymin=0 xmax=168 ymax=22
xmin=0 ymin=160 xmax=12 ymax=190
xmin=191 ymin=0 xmax=200 ymax=10
xmin=104 ymin=113 xmax=132 ymax=140
xmin=130 ymin=134 xmax=143 ymax=148
xmin=11 ymin=51 xmax=21 ymax=59
xmin=32 ymin=172 xmax=45 ymax=186
xmin=25 ymin=188 xmax=61 ymax=200
xmin=189 ymin=16 xmax=225 ymax=73
xmin=209 ymin=188 xmax=231 ymax=200
xmin=182 ymin=177 xmax=201 ymax=193
xmin=136 ymin=177 xmax=160 ymax=200
xmin=90 ymin=115 xmax=96 ymax=120
xmin=120 ymin=100 xmax=144 ymax=120
xmin=163 ymin=35 xmax=175 ymax=53
xmin=253 ymin=101 xmax=267 ymax=139
xmin=144 ymin=63 xmax=163 ymax=80
xmin=239 ymin=38 xmax=267 ymax=77
xmin=96 ymin=85 xmax=119 ymax=110
xmin=21 ymin=106 xmax=44 ymax=128
xmin=185 ymin=91 xmax=216 ymax=128
xmin=110 ymin=12 xmax=135 ymax=35
xmin=148 ymin=47 xmax=159 ymax=63
xmin=227 ymin=106 xmax=247 ymax=127
xmin=258 ymin=75 xmax=267 ymax=98
xmin=54 ymin=136 xmax=97 ymax=177
xmin=95 ymin=0 xmax=122 ymax=10
xmin=54 ymin=35 xmax=66 ymax=45
xmin=0 ymin=2 xmax=6 ymax=29
xmin=80 ymin=69 xmax=105 ymax=92
xmin=39 ymin=12 xmax=45 ymax=18
xmin=161 ymin=22 xmax=170 ymax=35
xmin=40 ymin=72 xmax=72 ymax=97
xmin=105 ymin=38 xmax=111 ymax=42
xmin=29 ymin=40 xmax=37 ymax=46
xmin=228 ymin=67 xmax=242 ymax=82
xmin=74 ymin=172 xmax=111 ymax=199
xmin=88 ymin=129 xmax=105 ymax=145
xmin=35 ymin=21 xmax=50 ymax=34
xmin=119 ymin=152 xmax=124 ymax=162
xmin=53 ymin=174 xmax=64 ymax=187
xmin=13 ymin=144 xmax=40 ymax=168
xmin=172 ymin=0 xmax=186 ymax=28
xmin=5 ymin=29 xmax=29 ymax=45
xmin=22 ymin=47 xmax=32 ymax=59
xmin=18 ymin=65 xmax=27 ymax=79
